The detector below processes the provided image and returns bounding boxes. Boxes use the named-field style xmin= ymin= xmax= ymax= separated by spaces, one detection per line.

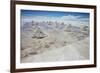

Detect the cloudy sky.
xmin=21 ymin=9 xmax=90 ymax=26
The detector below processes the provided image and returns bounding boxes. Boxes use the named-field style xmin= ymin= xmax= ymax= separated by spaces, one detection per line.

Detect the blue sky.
xmin=21 ymin=9 xmax=90 ymax=26
xmin=21 ymin=10 xmax=89 ymax=18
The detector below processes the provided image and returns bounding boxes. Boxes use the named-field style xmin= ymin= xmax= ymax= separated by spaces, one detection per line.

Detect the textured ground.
xmin=21 ymin=21 xmax=89 ymax=63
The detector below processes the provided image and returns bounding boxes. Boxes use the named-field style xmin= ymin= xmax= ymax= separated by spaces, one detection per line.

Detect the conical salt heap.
xmin=32 ymin=26 xmax=47 ymax=39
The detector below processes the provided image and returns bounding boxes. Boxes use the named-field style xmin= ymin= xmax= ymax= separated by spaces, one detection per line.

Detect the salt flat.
xmin=21 ymin=37 xmax=89 ymax=63
xmin=21 ymin=21 xmax=89 ymax=63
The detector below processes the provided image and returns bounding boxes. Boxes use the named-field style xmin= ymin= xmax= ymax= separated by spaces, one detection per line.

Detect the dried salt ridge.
xmin=21 ymin=21 xmax=89 ymax=63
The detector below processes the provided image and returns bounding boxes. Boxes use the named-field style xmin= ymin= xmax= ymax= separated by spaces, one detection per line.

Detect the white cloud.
xmin=61 ymin=15 xmax=81 ymax=20
xmin=60 ymin=15 xmax=89 ymax=26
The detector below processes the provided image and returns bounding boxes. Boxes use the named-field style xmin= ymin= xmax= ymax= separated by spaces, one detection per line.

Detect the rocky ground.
xmin=21 ymin=21 xmax=89 ymax=63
